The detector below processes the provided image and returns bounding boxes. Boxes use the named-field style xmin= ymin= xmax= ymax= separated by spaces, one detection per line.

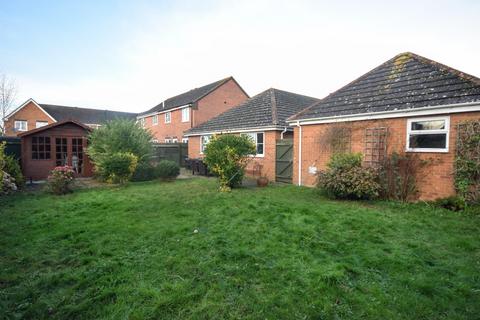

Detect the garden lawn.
xmin=1 ymin=179 xmax=479 ymax=319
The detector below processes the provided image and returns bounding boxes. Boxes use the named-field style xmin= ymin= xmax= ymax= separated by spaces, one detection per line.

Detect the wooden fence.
xmin=152 ymin=143 xmax=188 ymax=167
xmin=0 ymin=136 xmax=21 ymax=159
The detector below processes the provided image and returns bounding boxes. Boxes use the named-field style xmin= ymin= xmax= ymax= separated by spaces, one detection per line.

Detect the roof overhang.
xmin=287 ymin=101 xmax=480 ymax=126
xmin=184 ymin=126 xmax=290 ymax=137
xmin=137 ymin=103 xmax=192 ymax=119
xmin=4 ymin=98 xmax=57 ymax=122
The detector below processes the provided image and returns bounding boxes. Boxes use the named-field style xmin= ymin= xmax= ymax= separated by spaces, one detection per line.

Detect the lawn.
xmin=1 ymin=178 xmax=479 ymax=319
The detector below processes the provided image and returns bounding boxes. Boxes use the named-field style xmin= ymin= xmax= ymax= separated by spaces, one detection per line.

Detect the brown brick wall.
xmin=188 ymin=130 xmax=282 ymax=182
xmin=142 ymin=79 xmax=249 ymax=142
xmin=4 ymin=101 xmax=55 ymax=136
xmin=292 ymin=112 xmax=480 ymax=201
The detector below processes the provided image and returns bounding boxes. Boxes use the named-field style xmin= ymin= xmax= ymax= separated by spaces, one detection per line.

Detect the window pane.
xmin=257 ymin=143 xmax=264 ymax=155
xmin=256 ymin=133 xmax=264 ymax=144
xmin=32 ymin=137 xmax=38 ymax=143
xmin=45 ymin=137 xmax=50 ymax=144
xmin=411 ymin=120 xmax=445 ymax=131
xmin=409 ymin=134 xmax=447 ymax=149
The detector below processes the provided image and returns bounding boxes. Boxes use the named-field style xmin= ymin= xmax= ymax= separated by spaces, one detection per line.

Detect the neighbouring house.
xmin=185 ymin=88 xmax=318 ymax=182
xmin=287 ymin=52 xmax=480 ymax=200
xmin=137 ymin=77 xmax=249 ymax=143
xmin=19 ymin=120 xmax=94 ymax=180
xmin=3 ymin=98 xmax=137 ymax=136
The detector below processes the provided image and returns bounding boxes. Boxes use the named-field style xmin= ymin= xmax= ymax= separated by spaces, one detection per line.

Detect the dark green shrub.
xmin=4 ymin=155 xmax=25 ymax=188
xmin=434 ymin=196 xmax=466 ymax=212
xmin=47 ymin=166 xmax=75 ymax=195
xmin=203 ymin=134 xmax=256 ymax=191
xmin=87 ymin=119 xmax=152 ymax=182
xmin=102 ymin=152 xmax=138 ymax=184
xmin=317 ymin=153 xmax=380 ymax=200
xmin=132 ymin=162 xmax=157 ymax=181
xmin=155 ymin=160 xmax=180 ymax=180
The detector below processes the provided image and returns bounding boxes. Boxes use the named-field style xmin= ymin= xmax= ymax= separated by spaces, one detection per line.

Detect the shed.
xmin=19 ymin=120 xmax=93 ymax=180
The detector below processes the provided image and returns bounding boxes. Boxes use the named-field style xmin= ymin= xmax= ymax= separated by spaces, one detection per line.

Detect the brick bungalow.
xmin=18 ymin=120 xmax=94 ymax=180
xmin=4 ymin=98 xmax=137 ymax=136
xmin=287 ymin=52 xmax=480 ymax=200
xmin=137 ymin=77 xmax=249 ymax=143
xmin=185 ymin=88 xmax=318 ymax=182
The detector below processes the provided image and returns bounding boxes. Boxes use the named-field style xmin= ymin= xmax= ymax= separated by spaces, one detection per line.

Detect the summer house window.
xmin=406 ymin=117 xmax=449 ymax=152
xmin=32 ymin=136 xmax=51 ymax=160
xmin=242 ymin=132 xmax=264 ymax=156
xmin=14 ymin=120 xmax=28 ymax=132
xmin=55 ymin=137 xmax=68 ymax=166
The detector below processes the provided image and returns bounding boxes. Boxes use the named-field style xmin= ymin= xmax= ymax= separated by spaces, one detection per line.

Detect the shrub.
xmin=0 ymin=142 xmax=5 ymax=193
xmin=317 ymin=153 xmax=380 ymax=200
xmin=102 ymin=152 xmax=138 ymax=184
xmin=434 ymin=196 xmax=466 ymax=212
xmin=155 ymin=160 xmax=180 ymax=181
xmin=47 ymin=166 xmax=75 ymax=195
xmin=132 ymin=162 xmax=157 ymax=182
xmin=4 ymin=155 xmax=25 ymax=188
xmin=87 ymin=119 xmax=152 ymax=181
xmin=203 ymin=134 xmax=256 ymax=191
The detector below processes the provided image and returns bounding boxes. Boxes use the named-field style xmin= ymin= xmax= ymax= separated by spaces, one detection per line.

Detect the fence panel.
xmin=152 ymin=143 xmax=188 ymax=167
xmin=0 ymin=136 xmax=21 ymax=159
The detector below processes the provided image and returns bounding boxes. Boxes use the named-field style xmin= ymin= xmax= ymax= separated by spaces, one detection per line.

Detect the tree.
xmin=0 ymin=74 xmax=17 ymax=135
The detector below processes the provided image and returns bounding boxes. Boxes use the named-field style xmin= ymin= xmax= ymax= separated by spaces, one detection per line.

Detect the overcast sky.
xmin=1 ymin=0 xmax=479 ymax=113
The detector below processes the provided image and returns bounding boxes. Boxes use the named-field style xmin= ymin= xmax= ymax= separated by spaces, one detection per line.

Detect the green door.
xmin=275 ymin=139 xmax=293 ymax=183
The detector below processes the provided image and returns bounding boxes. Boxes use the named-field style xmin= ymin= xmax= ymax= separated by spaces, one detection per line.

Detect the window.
xmin=139 ymin=118 xmax=145 ymax=127
xmin=200 ymin=135 xmax=211 ymax=154
xmin=181 ymin=107 xmax=190 ymax=122
xmin=165 ymin=138 xmax=172 ymax=143
xmin=14 ymin=120 xmax=28 ymax=132
xmin=406 ymin=116 xmax=449 ymax=152
xmin=71 ymin=138 xmax=84 ymax=174
xmin=152 ymin=115 xmax=158 ymax=125
xmin=165 ymin=112 xmax=171 ymax=123
xmin=31 ymin=136 xmax=51 ymax=160
xmin=182 ymin=138 xmax=188 ymax=143
xmin=151 ymin=139 xmax=159 ymax=143
xmin=55 ymin=137 xmax=68 ymax=166
xmin=242 ymin=132 xmax=264 ymax=156
xmin=36 ymin=121 xmax=48 ymax=128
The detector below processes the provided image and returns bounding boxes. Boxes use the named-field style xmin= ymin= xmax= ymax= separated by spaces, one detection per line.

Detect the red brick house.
xmin=18 ymin=120 xmax=94 ymax=180
xmin=185 ymin=88 xmax=318 ymax=182
xmin=137 ymin=77 xmax=249 ymax=143
xmin=3 ymin=98 xmax=137 ymax=136
xmin=287 ymin=52 xmax=480 ymax=200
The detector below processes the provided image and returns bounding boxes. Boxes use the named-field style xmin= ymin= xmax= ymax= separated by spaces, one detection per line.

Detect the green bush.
xmin=132 ymin=162 xmax=157 ymax=182
xmin=0 ymin=142 xmax=5 ymax=193
xmin=203 ymin=134 xmax=256 ymax=191
xmin=87 ymin=119 xmax=152 ymax=182
xmin=434 ymin=196 xmax=466 ymax=212
xmin=102 ymin=152 xmax=138 ymax=184
xmin=318 ymin=153 xmax=380 ymax=200
xmin=4 ymin=155 xmax=25 ymax=188
xmin=155 ymin=160 xmax=180 ymax=180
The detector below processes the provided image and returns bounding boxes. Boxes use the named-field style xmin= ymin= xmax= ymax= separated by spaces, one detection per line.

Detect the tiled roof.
xmin=139 ymin=76 xmax=244 ymax=116
xmin=290 ymin=52 xmax=480 ymax=121
xmin=40 ymin=104 xmax=137 ymax=124
xmin=185 ymin=88 xmax=318 ymax=135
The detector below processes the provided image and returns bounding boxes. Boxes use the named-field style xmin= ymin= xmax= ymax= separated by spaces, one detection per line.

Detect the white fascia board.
xmin=4 ymin=98 xmax=57 ymax=122
xmin=137 ymin=104 xmax=191 ymax=119
xmin=184 ymin=126 xmax=289 ymax=137
xmin=287 ymin=102 xmax=480 ymax=126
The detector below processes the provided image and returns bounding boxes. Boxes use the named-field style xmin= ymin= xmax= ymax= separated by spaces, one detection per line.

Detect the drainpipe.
xmin=280 ymin=127 xmax=288 ymax=140
xmin=297 ymin=121 xmax=302 ymax=186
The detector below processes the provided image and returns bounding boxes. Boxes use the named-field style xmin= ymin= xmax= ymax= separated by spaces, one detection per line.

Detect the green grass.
xmin=1 ymin=178 xmax=479 ymax=319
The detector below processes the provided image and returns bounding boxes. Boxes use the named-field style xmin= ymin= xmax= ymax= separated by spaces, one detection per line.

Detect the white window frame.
xmin=406 ymin=116 xmax=450 ymax=153
xmin=36 ymin=121 xmax=48 ymax=128
xmin=200 ymin=135 xmax=212 ymax=154
xmin=165 ymin=112 xmax=171 ymax=123
xmin=14 ymin=120 xmax=28 ymax=131
xmin=139 ymin=118 xmax=145 ymax=128
xmin=165 ymin=138 xmax=172 ymax=143
xmin=241 ymin=132 xmax=265 ymax=157
xmin=181 ymin=107 xmax=190 ymax=122
xmin=152 ymin=115 xmax=158 ymax=125
xmin=182 ymin=138 xmax=188 ymax=143
xmin=172 ymin=138 xmax=178 ymax=143
xmin=151 ymin=139 xmax=159 ymax=143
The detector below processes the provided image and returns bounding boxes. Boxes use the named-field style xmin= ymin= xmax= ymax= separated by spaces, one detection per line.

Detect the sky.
xmin=1 ymin=0 xmax=479 ymax=114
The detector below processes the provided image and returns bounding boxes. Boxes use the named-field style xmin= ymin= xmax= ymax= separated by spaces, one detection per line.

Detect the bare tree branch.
xmin=0 ymin=74 xmax=18 ymax=135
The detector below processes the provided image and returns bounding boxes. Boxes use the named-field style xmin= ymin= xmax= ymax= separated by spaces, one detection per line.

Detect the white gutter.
xmin=184 ymin=126 xmax=291 ymax=137
xmin=297 ymin=121 xmax=302 ymax=186
xmin=137 ymin=103 xmax=191 ymax=119
xmin=286 ymin=102 xmax=480 ymax=126
xmin=280 ymin=127 xmax=288 ymax=140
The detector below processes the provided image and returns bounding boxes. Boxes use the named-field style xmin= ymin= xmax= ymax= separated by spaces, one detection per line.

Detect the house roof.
xmin=39 ymin=103 xmax=137 ymax=124
xmin=289 ymin=52 xmax=480 ymax=122
xmin=185 ymin=88 xmax=319 ymax=135
xmin=139 ymin=76 xmax=247 ymax=117
xmin=18 ymin=120 xmax=91 ymax=137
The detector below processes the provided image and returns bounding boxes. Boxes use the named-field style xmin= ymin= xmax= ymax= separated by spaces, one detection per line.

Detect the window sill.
xmin=405 ymin=148 xmax=449 ymax=153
